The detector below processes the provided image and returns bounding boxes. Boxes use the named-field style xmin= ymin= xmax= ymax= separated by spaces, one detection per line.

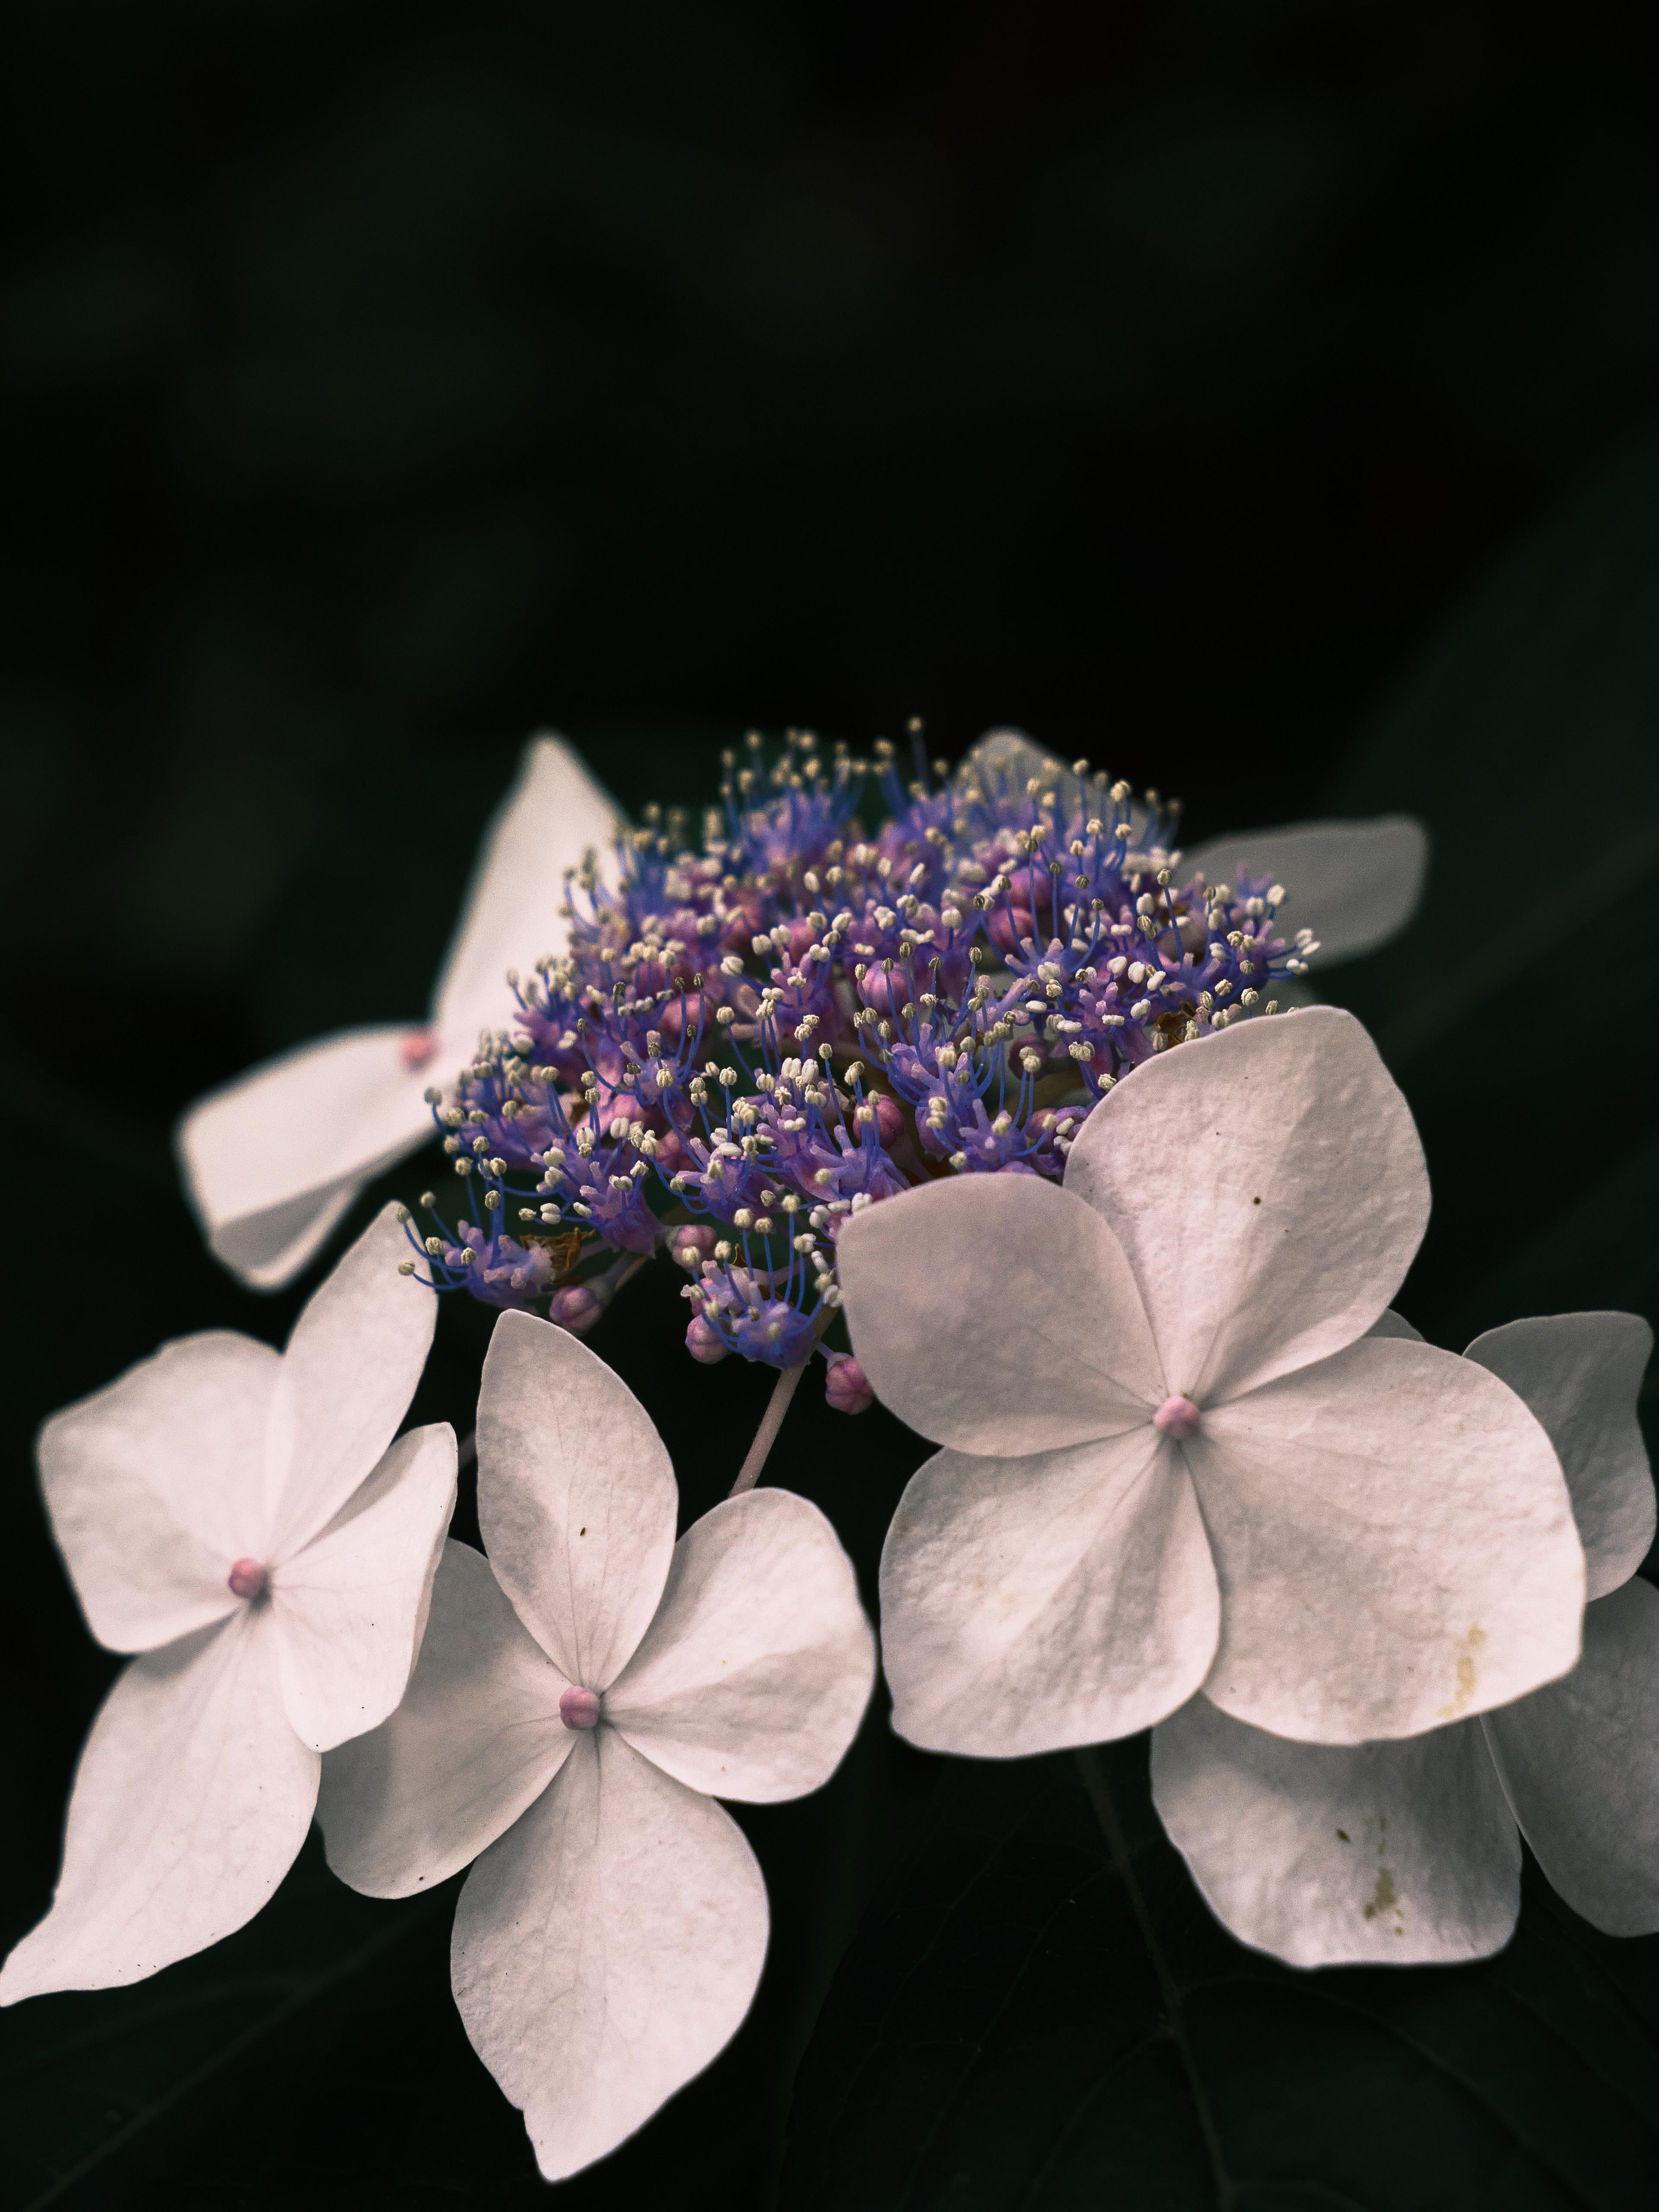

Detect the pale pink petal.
xmin=1194 ymin=1336 xmax=1584 ymax=1742
xmin=176 ymin=1027 xmax=435 ymax=1291
xmin=36 ymin=1333 xmax=276 ymax=1651
xmin=451 ymin=1728 xmax=769 ymax=2183
xmin=271 ymin=1424 xmax=457 ymax=1752
xmin=606 ymin=1491 xmax=874 ymax=1802
xmin=476 ymin=1312 xmax=676 ymax=1689
xmin=265 ymin=1206 xmax=438 ymax=1557
xmin=1369 ymin=1309 xmax=1424 ymax=1341
xmin=1464 ymin=1314 xmax=1653 ymax=1602
xmin=1484 ymin=1578 xmax=1659 ymax=1936
xmin=1152 ymin=1694 xmax=1518 ymax=1967
xmin=1181 ymin=817 xmax=1428 ymax=965
xmin=318 ymin=1541 xmax=573 ymax=1899
xmin=431 ymin=734 xmax=620 ymax=1047
xmin=837 ymin=1175 xmax=1163 ymax=1456
xmin=1063 ymin=1007 xmax=1428 ymax=1405
xmin=878 ymin=1430 xmax=1218 ymax=1756
xmin=0 ymin=1612 xmax=317 ymax=2001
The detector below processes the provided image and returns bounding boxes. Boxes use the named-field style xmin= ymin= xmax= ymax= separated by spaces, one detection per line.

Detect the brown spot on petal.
xmin=1363 ymin=1868 xmax=1401 ymax=1924
xmin=1437 ymin=1625 xmax=1487 ymax=1721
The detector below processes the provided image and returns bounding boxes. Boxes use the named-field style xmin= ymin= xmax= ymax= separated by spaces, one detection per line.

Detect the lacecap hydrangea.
xmin=401 ymin=727 xmax=1323 ymax=1377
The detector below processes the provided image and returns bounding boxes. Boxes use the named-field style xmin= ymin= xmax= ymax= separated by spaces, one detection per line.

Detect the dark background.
xmin=3 ymin=4 xmax=1658 ymax=2206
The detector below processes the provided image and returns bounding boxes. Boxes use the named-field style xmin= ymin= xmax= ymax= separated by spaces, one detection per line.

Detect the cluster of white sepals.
xmin=7 ymin=736 xmax=1655 ymax=2187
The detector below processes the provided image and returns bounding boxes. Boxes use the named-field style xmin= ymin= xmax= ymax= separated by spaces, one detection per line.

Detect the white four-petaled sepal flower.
xmin=0 ymin=1207 xmax=455 ymax=2002
xmin=1153 ymin=1309 xmax=1656 ymax=1965
xmin=317 ymin=1309 xmax=876 ymax=2183
xmin=839 ymin=1006 xmax=1586 ymax=1758
xmin=176 ymin=734 xmax=619 ymax=1290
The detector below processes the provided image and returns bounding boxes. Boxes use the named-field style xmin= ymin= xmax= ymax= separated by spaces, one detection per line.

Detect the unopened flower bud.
xmin=550 ymin=1284 xmax=602 ymax=1335
xmin=672 ymin=1225 xmax=718 ymax=1271
xmin=823 ymin=1352 xmax=874 ymax=1415
xmin=685 ymin=1314 xmax=728 ymax=1364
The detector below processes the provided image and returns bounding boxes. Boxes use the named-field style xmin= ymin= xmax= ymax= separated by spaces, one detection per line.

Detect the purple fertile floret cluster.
xmin=402 ymin=728 xmax=1317 ymax=1377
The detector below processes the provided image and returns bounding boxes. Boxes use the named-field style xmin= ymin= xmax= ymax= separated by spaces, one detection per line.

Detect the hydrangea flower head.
xmin=1 ymin=1208 xmax=455 ymax=2000
xmin=318 ymin=1309 xmax=875 ymax=2181
xmin=406 ymin=725 xmax=1425 ymax=1383
xmin=1153 ymin=1308 xmax=1656 ymax=1965
xmin=838 ymin=1006 xmax=1585 ymax=1755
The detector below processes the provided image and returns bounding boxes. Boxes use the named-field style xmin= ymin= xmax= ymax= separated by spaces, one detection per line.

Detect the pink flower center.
xmin=400 ymin=1027 xmax=439 ymax=1071
xmin=559 ymin=1685 xmax=601 ymax=1731
xmin=1153 ymin=1394 xmax=1201 ymax=1440
xmin=228 ymin=1557 xmax=268 ymax=1601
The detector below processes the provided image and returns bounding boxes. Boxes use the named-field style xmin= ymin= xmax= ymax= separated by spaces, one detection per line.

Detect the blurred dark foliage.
xmin=3 ymin=3 xmax=1659 ymax=2206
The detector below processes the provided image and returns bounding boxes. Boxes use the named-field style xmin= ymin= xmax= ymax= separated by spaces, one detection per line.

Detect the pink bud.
xmin=720 ymin=900 xmax=764 ymax=954
xmin=228 ymin=1557 xmax=268 ymax=1601
xmin=559 ymin=1686 xmax=601 ymax=1731
xmin=871 ymin=1095 xmax=905 ymax=1147
xmin=685 ymin=1314 xmax=729 ymax=1364
xmin=859 ymin=969 xmax=899 ymax=1017
xmin=550 ymin=1284 xmax=602 ymax=1335
xmin=1153 ymin=1394 xmax=1201 ymax=1440
xmin=672 ymin=1225 xmax=718 ymax=1271
xmin=987 ymin=906 xmax=1036 ymax=958
xmin=824 ymin=1353 xmax=874 ymax=1415
xmin=654 ymin=1125 xmax=694 ymax=1176
xmin=656 ymin=992 xmax=706 ymax=1044
xmin=400 ymin=1027 xmax=439 ymax=1071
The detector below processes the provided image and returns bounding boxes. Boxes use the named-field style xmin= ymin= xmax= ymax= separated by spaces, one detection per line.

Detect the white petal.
xmin=476 ymin=1311 xmax=676 ymax=1690
xmin=606 ymin=1491 xmax=875 ymax=1802
xmin=1194 ymin=1336 xmax=1584 ymax=1742
xmin=452 ymin=1728 xmax=769 ymax=2183
xmin=272 ymin=1423 xmax=457 ymax=1752
xmin=837 ymin=1175 xmax=1162 ymax=1456
xmin=0 ymin=1612 xmax=318 ymax=2000
xmin=1484 ymin=1578 xmax=1659 ymax=1936
xmin=431 ymin=734 xmax=621 ymax=1046
xmin=36 ymin=1332 xmax=276 ymax=1651
xmin=1064 ymin=1007 xmax=1429 ymax=1404
xmin=1181 ymin=816 xmax=1428 ymax=966
xmin=1151 ymin=1695 xmax=1519 ymax=1967
xmin=1463 ymin=1314 xmax=1654 ymax=1602
xmin=319 ymin=1541 xmax=572 ymax=1898
xmin=878 ymin=1430 xmax=1218 ymax=1756
xmin=1369 ymin=1308 xmax=1424 ymax=1341
xmin=176 ymin=1027 xmax=435 ymax=1291
xmin=265 ymin=1205 xmax=438 ymax=1557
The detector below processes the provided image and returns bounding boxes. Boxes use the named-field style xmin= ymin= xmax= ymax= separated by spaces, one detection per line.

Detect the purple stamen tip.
xmin=559 ymin=1685 xmax=601 ymax=1731
xmin=1153 ymin=1394 xmax=1201 ymax=1440
xmin=228 ymin=1557 xmax=268 ymax=1601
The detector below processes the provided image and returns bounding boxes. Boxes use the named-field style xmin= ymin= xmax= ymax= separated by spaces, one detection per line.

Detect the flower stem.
xmin=728 ymin=1301 xmax=839 ymax=1496
xmin=1072 ymin=1746 xmax=1234 ymax=2212
xmin=729 ymin=1359 xmax=809 ymax=1496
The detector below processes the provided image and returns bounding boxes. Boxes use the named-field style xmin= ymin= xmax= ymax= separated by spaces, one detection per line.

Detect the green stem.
xmin=1072 ymin=1746 xmax=1234 ymax=2212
